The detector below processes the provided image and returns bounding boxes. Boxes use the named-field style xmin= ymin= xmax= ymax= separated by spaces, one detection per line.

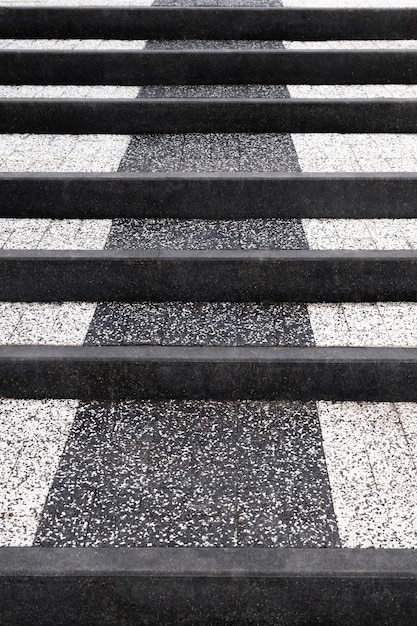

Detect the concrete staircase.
xmin=1 ymin=5 xmax=417 ymax=624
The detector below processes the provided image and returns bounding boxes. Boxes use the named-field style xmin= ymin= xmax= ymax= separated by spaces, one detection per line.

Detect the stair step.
xmin=4 ymin=49 xmax=417 ymax=86
xmin=2 ymin=172 xmax=417 ymax=219
xmin=1 ymin=547 xmax=416 ymax=625
xmin=1 ymin=249 xmax=416 ymax=302
xmin=1 ymin=3 xmax=416 ymax=623
xmin=1 ymin=345 xmax=417 ymax=400
xmin=3 ymin=98 xmax=417 ymax=134
xmin=1 ymin=7 xmax=416 ymax=41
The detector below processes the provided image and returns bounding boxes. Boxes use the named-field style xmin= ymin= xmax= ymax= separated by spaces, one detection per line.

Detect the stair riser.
xmin=3 ymin=99 xmax=417 ymax=134
xmin=1 ymin=251 xmax=417 ymax=301
xmin=2 ymin=173 xmax=417 ymax=218
xmin=2 ymin=577 xmax=416 ymax=626
xmin=5 ymin=51 xmax=417 ymax=85
xmin=1 ymin=7 xmax=416 ymax=40
xmin=1 ymin=346 xmax=417 ymax=400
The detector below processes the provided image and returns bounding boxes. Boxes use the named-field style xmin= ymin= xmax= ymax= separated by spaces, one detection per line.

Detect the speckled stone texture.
xmin=85 ymin=302 xmax=313 ymax=346
xmin=119 ymin=133 xmax=300 ymax=175
xmin=106 ymin=218 xmax=308 ymax=249
xmin=35 ymin=400 xmax=339 ymax=548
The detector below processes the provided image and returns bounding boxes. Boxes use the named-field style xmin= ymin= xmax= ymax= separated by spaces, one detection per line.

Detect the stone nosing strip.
xmin=1 ymin=172 xmax=417 ymax=218
xmin=2 ymin=344 xmax=417 ymax=359
xmin=1 ymin=547 xmax=416 ymax=577
xmin=10 ymin=248 xmax=417 ymax=258
xmin=3 ymin=98 xmax=417 ymax=134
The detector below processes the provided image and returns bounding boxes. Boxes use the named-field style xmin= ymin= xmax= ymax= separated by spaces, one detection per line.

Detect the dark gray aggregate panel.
xmin=85 ymin=302 xmax=314 ymax=347
xmin=119 ymin=133 xmax=300 ymax=174
xmin=105 ymin=219 xmax=308 ymax=249
xmin=35 ymin=400 xmax=338 ymax=548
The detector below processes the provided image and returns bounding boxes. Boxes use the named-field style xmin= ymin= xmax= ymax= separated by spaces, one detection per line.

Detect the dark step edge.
xmin=1 ymin=7 xmax=416 ymax=40
xmin=4 ymin=49 xmax=417 ymax=85
xmin=1 ymin=249 xmax=417 ymax=302
xmin=2 ymin=98 xmax=417 ymax=133
xmin=2 ymin=172 xmax=417 ymax=218
xmin=2 ymin=546 xmax=416 ymax=576
xmin=1 ymin=548 xmax=417 ymax=624
xmin=1 ymin=345 xmax=417 ymax=401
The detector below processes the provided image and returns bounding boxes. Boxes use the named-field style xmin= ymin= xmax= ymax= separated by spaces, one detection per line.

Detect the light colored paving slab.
xmin=304 ymin=219 xmax=417 ymax=250
xmin=287 ymin=84 xmax=417 ymax=98
xmin=0 ymin=219 xmax=111 ymax=249
xmin=284 ymin=1 xmax=417 ymax=6
xmin=284 ymin=41 xmax=417 ymax=50
xmin=0 ymin=133 xmax=133 ymax=173
xmin=292 ymin=132 xmax=417 ymax=173
xmin=0 ymin=0 xmax=154 ymax=5
xmin=318 ymin=401 xmax=417 ymax=548
xmin=0 ymin=40 xmax=148 ymax=50
xmin=309 ymin=303 xmax=417 ymax=347
xmin=0 ymin=86 xmax=139 ymax=97
xmin=0 ymin=399 xmax=79 ymax=547
xmin=0 ymin=302 xmax=96 ymax=344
